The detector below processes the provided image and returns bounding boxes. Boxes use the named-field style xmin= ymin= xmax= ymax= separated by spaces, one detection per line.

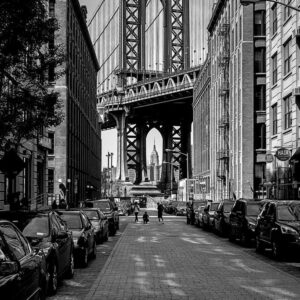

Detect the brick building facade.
xmin=48 ymin=0 xmax=101 ymax=207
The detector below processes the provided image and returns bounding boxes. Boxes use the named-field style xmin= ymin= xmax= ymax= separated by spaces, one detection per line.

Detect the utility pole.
xmin=110 ymin=152 xmax=113 ymax=197
xmin=106 ymin=152 xmax=111 ymax=197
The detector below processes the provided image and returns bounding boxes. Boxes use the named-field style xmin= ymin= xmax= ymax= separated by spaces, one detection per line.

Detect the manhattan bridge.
xmin=95 ymin=0 xmax=212 ymax=195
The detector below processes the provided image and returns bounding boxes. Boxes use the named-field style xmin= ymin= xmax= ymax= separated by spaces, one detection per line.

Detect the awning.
xmin=290 ymin=147 xmax=300 ymax=164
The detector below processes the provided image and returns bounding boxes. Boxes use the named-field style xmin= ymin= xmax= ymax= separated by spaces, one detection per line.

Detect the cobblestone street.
xmin=49 ymin=211 xmax=300 ymax=300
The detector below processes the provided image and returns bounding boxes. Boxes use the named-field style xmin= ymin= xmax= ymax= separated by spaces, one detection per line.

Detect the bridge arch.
xmin=152 ymin=82 xmax=161 ymax=93
xmin=139 ymin=85 xmax=147 ymax=95
xmin=166 ymin=78 xmax=176 ymax=89
xmin=146 ymin=128 xmax=163 ymax=184
xmin=127 ymin=89 xmax=135 ymax=98
xmin=181 ymin=74 xmax=192 ymax=86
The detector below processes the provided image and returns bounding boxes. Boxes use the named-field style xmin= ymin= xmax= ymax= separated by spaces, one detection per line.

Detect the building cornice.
xmin=71 ymin=0 xmax=100 ymax=71
xmin=207 ymin=0 xmax=228 ymax=34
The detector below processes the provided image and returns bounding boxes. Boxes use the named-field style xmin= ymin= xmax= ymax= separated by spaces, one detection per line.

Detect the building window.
xmin=255 ymin=123 xmax=266 ymax=149
xmin=272 ymin=103 xmax=278 ymax=135
xmin=284 ymin=39 xmax=292 ymax=75
xmin=272 ymin=53 xmax=278 ymax=85
xmin=284 ymin=95 xmax=292 ymax=129
xmin=255 ymin=85 xmax=266 ymax=111
xmin=48 ymin=132 xmax=54 ymax=155
xmin=254 ymin=48 xmax=266 ymax=73
xmin=48 ymin=169 xmax=54 ymax=194
xmin=284 ymin=0 xmax=292 ymax=21
xmin=271 ymin=4 xmax=277 ymax=35
xmin=254 ymin=10 xmax=266 ymax=36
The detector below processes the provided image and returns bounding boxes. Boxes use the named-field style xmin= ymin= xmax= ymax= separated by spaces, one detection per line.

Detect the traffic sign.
xmin=275 ymin=148 xmax=291 ymax=161
xmin=265 ymin=153 xmax=273 ymax=163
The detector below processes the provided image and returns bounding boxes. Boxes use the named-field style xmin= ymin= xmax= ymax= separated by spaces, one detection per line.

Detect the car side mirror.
xmin=51 ymin=228 xmax=58 ymax=242
xmin=57 ymin=231 xmax=68 ymax=239
xmin=0 ymin=261 xmax=19 ymax=276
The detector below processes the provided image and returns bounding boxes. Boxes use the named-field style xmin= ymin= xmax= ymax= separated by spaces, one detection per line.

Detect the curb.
xmin=84 ymin=224 xmax=129 ymax=299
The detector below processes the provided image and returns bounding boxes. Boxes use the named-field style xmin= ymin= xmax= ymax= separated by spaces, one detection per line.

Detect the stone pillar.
xmin=160 ymin=124 xmax=173 ymax=184
xmin=111 ymin=111 xmax=128 ymax=181
xmin=139 ymin=123 xmax=149 ymax=182
xmin=181 ymin=121 xmax=192 ymax=179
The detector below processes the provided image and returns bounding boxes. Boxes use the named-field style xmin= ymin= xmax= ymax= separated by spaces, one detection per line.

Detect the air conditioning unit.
xmin=295 ymin=26 xmax=300 ymax=38
xmin=293 ymin=87 xmax=300 ymax=96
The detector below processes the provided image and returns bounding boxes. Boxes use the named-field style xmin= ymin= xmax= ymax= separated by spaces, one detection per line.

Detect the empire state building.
xmin=148 ymin=143 xmax=161 ymax=183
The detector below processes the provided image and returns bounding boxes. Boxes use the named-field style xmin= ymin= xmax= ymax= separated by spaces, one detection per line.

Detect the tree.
xmin=0 ymin=0 xmax=64 ymax=150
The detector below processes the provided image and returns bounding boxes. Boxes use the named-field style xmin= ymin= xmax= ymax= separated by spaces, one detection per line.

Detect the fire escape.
xmin=217 ymin=23 xmax=230 ymax=198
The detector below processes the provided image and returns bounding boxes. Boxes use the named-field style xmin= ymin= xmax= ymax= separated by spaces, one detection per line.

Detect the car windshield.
xmin=223 ymin=203 xmax=233 ymax=213
xmin=246 ymin=204 xmax=261 ymax=216
xmin=84 ymin=210 xmax=99 ymax=220
xmin=193 ymin=202 xmax=204 ymax=209
xmin=278 ymin=204 xmax=300 ymax=221
xmin=60 ymin=214 xmax=82 ymax=230
xmin=23 ymin=216 xmax=49 ymax=237
xmin=210 ymin=203 xmax=219 ymax=211
xmin=93 ymin=202 xmax=110 ymax=210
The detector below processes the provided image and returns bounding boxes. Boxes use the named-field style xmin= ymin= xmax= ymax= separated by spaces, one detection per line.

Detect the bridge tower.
xmin=104 ymin=0 xmax=192 ymax=194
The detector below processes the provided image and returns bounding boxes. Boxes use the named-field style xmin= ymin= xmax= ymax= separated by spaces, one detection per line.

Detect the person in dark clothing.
xmin=133 ymin=202 xmax=140 ymax=222
xmin=143 ymin=211 xmax=149 ymax=224
xmin=157 ymin=202 xmax=164 ymax=223
xmin=52 ymin=200 xmax=58 ymax=209
xmin=58 ymin=198 xmax=67 ymax=209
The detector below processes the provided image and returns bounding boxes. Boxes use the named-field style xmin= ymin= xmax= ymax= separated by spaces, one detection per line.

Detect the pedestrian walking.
xmin=143 ymin=211 xmax=149 ymax=224
xmin=157 ymin=202 xmax=164 ymax=223
xmin=133 ymin=202 xmax=140 ymax=222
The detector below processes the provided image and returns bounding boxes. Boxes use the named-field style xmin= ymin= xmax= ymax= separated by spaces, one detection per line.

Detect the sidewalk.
xmin=86 ymin=217 xmax=300 ymax=300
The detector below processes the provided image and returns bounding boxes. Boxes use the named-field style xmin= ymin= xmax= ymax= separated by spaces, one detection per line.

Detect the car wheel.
xmin=272 ymin=240 xmax=283 ymax=260
xmin=228 ymin=227 xmax=235 ymax=242
xmin=81 ymin=248 xmax=88 ymax=267
xmin=91 ymin=241 xmax=97 ymax=259
xmin=104 ymin=230 xmax=109 ymax=241
xmin=109 ymin=224 xmax=116 ymax=236
xmin=65 ymin=251 xmax=74 ymax=279
xmin=241 ymin=232 xmax=249 ymax=246
xmin=47 ymin=261 xmax=58 ymax=295
xmin=255 ymin=236 xmax=264 ymax=253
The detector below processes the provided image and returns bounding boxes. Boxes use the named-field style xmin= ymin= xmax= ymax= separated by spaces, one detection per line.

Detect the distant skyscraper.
xmin=148 ymin=143 xmax=161 ymax=183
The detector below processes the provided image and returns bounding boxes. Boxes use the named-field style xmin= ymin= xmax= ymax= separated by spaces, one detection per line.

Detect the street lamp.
xmin=67 ymin=178 xmax=71 ymax=207
xmin=162 ymin=161 xmax=179 ymax=199
xmin=165 ymin=148 xmax=190 ymax=201
xmin=165 ymin=149 xmax=189 ymax=180
xmin=240 ymin=0 xmax=300 ymax=12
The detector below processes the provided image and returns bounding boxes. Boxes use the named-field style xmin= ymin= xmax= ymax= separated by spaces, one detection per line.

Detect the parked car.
xmin=164 ymin=201 xmax=178 ymax=215
xmin=202 ymin=202 xmax=220 ymax=230
xmin=214 ymin=200 xmax=234 ymax=236
xmin=186 ymin=200 xmax=206 ymax=225
xmin=0 ymin=220 xmax=47 ymax=300
xmin=175 ymin=203 xmax=187 ymax=216
xmin=83 ymin=208 xmax=109 ymax=244
xmin=256 ymin=200 xmax=300 ymax=259
xmin=57 ymin=210 xmax=96 ymax=267
xmin=0 ymin=210 xmax=74 ymax=295
xmin=228 ymin=199 xmax=262 ymax=245
xmin=195 ymin=205 xmax=205 ymax=227
xmin=84 ymin=199 xmax=119 ymax=235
